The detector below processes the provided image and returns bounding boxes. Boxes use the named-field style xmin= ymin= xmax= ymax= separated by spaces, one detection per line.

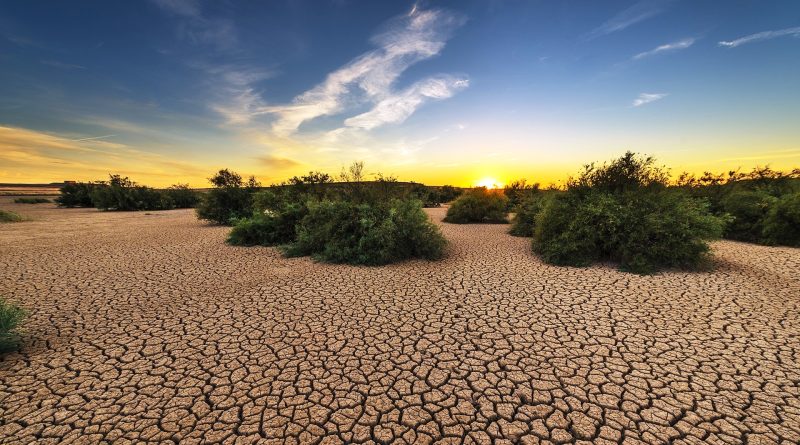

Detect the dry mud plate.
xmin=1 ymin=200 xmax=799 ymax=445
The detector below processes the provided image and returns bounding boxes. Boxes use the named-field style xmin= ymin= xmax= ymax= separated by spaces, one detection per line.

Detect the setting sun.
xmin=475 ymin=177 xmax=503 ymax=189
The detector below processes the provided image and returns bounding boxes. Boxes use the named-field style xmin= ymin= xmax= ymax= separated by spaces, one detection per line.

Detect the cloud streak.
xmin=633 ymin=38 xmax=695 ymax=60
xmin=632 ymin=93 xmax=668 ymax=107
xmin=151 ymin=0 xmax=237 ymax=49
xmin=588 ymin=0 xmax=672 ymax=39
xmin=719 ymin=26 xmax=800 ymax=48
xmin=254 ymin=8 xmax=467 ymax=136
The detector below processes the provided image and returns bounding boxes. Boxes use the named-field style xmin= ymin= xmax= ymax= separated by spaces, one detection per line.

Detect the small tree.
xmin=196 ymin=169 xmax=260 ymax=225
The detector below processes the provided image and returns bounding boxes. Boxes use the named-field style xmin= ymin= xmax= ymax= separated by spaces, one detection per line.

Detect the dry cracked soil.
xmin=1 ymin=197 xmax=799 ymax=444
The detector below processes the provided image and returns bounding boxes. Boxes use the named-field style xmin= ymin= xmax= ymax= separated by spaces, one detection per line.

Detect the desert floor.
xmin=1 ymin=197 xmax=799 ymax=445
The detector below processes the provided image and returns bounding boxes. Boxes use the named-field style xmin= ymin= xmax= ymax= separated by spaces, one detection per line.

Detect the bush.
xmin=509 ymin=192 xmax=553 ymax=237
xmin=163 ymin=184 xmax=200 ymax=209
xmin=227 ymin=202 xmax=308 ymax=247
xmin=720 ymin=190 xmax=776 ymax=243
xmin=437 ymin=185 xmax=463 ymax=203
xmin=762 ymin=192 xmax=800 ymax=246
xmin=443 ymin=188 xmax=508 ymax=224
xmin=196 ymin=169 xmax=260 ymax=225
xmin=534 ymin=189 xmax=725 ymax=274
xmin=14 ymin=197 xmax=51 ymax=204
xmin=284 ymin=199 xmax=446 ymax=265
xmin=0 ymin=210 xmax=23 ymax=223
xmin=0 ymin=297 xmax=26 ymax=353
xmin=56 ymin=182 xmax=100 ymax=207
xmin=504 ymin=179 xmax=539 ymax=211
xmin=532 ymin=152 xmax=726 ymax=274
xmin=90 ymin=175 xmax=170 ymax=211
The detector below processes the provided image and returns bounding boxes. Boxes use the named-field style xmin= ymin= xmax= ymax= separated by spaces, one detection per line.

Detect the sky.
xmin=1 ymin=0 xmax=799 ymax=187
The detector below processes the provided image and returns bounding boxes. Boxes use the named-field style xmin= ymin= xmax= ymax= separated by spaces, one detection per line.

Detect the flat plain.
xmin=1 ymin=197 xmax=799 ymax=444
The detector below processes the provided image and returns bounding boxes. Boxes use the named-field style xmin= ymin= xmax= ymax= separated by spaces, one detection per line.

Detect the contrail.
xmin=69 ymin=134 xmax=116 ymax=142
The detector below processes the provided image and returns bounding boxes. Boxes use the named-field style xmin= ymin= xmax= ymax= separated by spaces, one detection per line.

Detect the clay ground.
xmin=1 ymin=197 xmax=799 ymax=445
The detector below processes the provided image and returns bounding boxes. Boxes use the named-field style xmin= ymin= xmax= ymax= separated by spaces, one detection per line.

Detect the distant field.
xmin=0 ymin=184 xmax=62 ymax=196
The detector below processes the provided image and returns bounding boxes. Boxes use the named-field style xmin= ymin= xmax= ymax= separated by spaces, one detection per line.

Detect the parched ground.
xmin=1 ymin=198 xmax=799 ymax=445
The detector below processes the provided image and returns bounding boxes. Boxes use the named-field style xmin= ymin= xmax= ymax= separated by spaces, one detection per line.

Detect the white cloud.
xmin=588 ymin=0 xmax=673 ymax=39
xmin=255 ymin=8 xmax=466 ymax=136
xmin=633 ymin=38 xmax=695 ymax=60
xmin=719 ymin=26 xmax=800 ymax=48
xmin=632 ymin=93 xmax=668 ymax=107
xmin=344 ymin=76 xmax=468 ymax=130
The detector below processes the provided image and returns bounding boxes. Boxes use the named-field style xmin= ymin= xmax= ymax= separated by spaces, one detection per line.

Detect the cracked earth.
xmin=1 ymin=198 xmax=799 ymax=444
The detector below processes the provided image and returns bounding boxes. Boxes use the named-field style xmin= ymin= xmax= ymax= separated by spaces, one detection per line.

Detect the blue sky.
xmin=1 ymin=0 xmax=799 ymax=186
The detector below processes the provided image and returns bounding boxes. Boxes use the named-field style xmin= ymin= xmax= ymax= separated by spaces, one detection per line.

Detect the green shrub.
xmin=0 ymin=210 xmax=23 ymax=223
xmin=762 ymin=192 xmax=800 ymax=246
xmin=0 ymin=297 xmax=26 ymax=353
xmin=720 ymin=190 xmax=776 ymax=243
xmin=504 ymin=179 xmax=540 ymax=211
xmin=14 ymin=197 xmax=51 ymax=204
xmin=443 ymin=188 xmax=508 ymax=224
xmin=534 ymin=190 xmax=725 ymax=274
xmin=56 ymin=182 xmax=100 ymax=207
xmin=196 ymin=169 xmax=260 ymax=225
xmin=227 ymin=203 xmax=307 ymax=247
xmin=509 ymin=192 xmax=553 ymax=237
xmin=163 ymin=184 xmax=200 ymax=209
xmin=90 ymin=175 xmax=170 ymax=211
xmin=437 ymin=185 xmax=463 ymax=203
xmin=532 ymin=152 xmax=726 ymax=274
xmin=284 ymin=199 xmax=446 ymax=265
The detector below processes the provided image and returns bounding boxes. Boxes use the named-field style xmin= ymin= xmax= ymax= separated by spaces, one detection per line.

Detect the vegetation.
xmin=0 ymin=210 xmax=23 ymax=223
xmin=504 ymin=179 xmax=540 ymax=211
xmin=532 ymin=152 xmax=726 ymax=274
xmin=91 ymin=175 xmax=168 ymax=211
xmin=56 ymin=182 xmax=100 ymax=207
xmin=509 ymin=192 xmax=553 ymax=237
xmin=196 ymin=169 xmax=261 ymax=225
xmin=677 ymin=166 xmax=800 ymax=246
xmin=0 ymin=297 xmax=26 ymax=353
xmin=443 ymin=187 xmax=508 ymax=223
xmin=56 ymin=177 xmax=199 ymax=211
xmin=225 ymin=163 xmax=448 ymax=265
xmin=762 ymin=192 xmax=800 ymax=247
xmin=13 ymin=197 xmax=51 ymax=204
xmin=163 ymin=184 xmax=200 ymax=209
xmin=284 ymin=198 xmax=446 ymax=265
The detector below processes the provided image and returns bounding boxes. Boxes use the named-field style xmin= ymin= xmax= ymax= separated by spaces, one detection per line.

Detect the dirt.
xmin=1 ymin=197 xmax=798 ymax=444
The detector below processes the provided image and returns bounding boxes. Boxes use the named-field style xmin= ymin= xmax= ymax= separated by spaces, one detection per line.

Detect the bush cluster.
xmin=531 ymin=152 xmax=726 ymax=274
xmin=56 ymin=182 xmax=100 ymax=207
xmin=677 ymin=166 xmax=799 ymax=246
xmin=0 ymin=297 xmax=26 ymax=353
xmin=57 ymin=176 xmax=200 ymax=211
xmin=284 ymin=199 xmax=446 ymax=265
xmin=0 ymin=210 xmax=23 ymax=223
xmin=443 ymin=188 xmax=508 ymax=223
xmin=196 ymin=169 xmax=260 ymax=225
xmin=13 ymin=197 xmax=51 ymax=204
xmin=224 ymin=163 xmax=448 ymax=265
xmin=509 ymin=192 xmax=553 ymax=237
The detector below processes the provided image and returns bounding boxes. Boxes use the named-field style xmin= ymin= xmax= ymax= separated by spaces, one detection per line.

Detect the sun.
xmin=475 ymin=177 xmax=502 ymax=189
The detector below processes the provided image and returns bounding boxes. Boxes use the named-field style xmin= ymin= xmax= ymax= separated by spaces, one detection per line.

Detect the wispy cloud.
xmin=151 ymin=0 xmax=237 ymax=49
xmin=588 ymin=0 xmax=673 ymax=39
xmin=253 ymin=8 xmax=467 ymax=136
xmin=633 ymin=37 xmax=695 ymax=60
xmin=344 ymin=75 xmax=469 ymax=130
xmin=719 ymin=26 xmax=800 ymax=48
xmin=40 ymin=60 xmax=86 ymax=70
xmin=632 ymin=92 xmax=668 ymax=107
